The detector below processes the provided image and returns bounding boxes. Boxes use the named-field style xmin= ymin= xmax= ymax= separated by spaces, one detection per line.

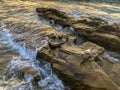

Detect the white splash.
xmin=104 ymin=51 xmax=120 ymax=62
xmin=0 ymin=28 xmax=65 ymax=90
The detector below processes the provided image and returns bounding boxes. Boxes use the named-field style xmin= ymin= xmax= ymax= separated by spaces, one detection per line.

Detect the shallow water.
xmin=39 ymin=17 xmax=86 ymax=45
xmin=0 ymin=24 xmax=120 ymax=90
xmin=0 ymin=0 xmax=120 ymax=89
xmin=0 ymin=28 xmax=65 ymax=90
xmin=104 ymin=51 xmax=120 ymax=63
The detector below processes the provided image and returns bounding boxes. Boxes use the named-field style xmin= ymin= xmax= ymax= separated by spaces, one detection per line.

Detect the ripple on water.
xmin=0 ymin=28 xmax=65 ymax=90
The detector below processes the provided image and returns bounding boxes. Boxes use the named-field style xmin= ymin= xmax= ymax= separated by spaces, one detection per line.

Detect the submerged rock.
xmin=20 ymin=66 xmax=41 ymax=82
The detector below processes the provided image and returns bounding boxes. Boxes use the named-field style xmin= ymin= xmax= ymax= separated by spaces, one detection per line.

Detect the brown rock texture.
xmin=36 ymin=7 xmax=120 ymax=53
xmin=98 ymin=55 xmax=120 ymax=87
xmin=36 ymin=7 xmax=120 ymax=90
xmin=37 ymin=37 xmax=120 ymax=90
xmin=72 ymin=18 xmax=120 ymax=53
xmin=0 ymin=1 xmax=120 ymax=90
xmin=36 ymin=8 xmax=74 ymax=27
xmin=20 ymin=66 xmax=41 ymax=82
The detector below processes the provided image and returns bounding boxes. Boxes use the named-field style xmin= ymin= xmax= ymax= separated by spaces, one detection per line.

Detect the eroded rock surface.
xmin=73 ymin=18 xmax=120 ymax=53
xmin=36 ymin=7 xmax=120 ymax=53
xmin=37 ymin=35 xmax=120 ymax=90
xmin=36 ymin=8 xmax=75 ymax=27
xmin=98 ymin=53 xmax=120 ymax=86
xmin=0 ymin=0 xmax=120 ymax=90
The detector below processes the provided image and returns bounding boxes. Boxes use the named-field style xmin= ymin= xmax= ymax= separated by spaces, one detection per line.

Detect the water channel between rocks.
xmin=38 ymin=16 xmax=120 ymax=63
xmin=0 ymin=20 xmax=120 ymax=90
xmin=0 ymin=27 xmax=67 ymax=90
xmin=0 ymin=14 xmax=120 ymax=90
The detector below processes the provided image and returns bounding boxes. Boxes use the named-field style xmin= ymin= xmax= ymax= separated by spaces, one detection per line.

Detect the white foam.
xmin=1 ymin=28 xmax=65 ymax=90
xmin=104 ymin=51 xmax=120 ymax=62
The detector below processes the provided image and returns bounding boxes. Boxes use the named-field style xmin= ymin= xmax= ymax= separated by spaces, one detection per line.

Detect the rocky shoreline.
xmin=36 ymin=7 xmax=120 ymax=53
xmin=35 ymin=7 xmax=120 ymax=90
xmin=0 ymin=0 xmax=120 ymax=90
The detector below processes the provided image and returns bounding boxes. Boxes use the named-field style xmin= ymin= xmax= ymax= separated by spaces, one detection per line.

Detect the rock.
xmin=4 ymin=20 xmax=70 ymax=51
xmin=37 ymin=41 xmax=119 ymax=90
xmin=20 ymin=66 xmax=37 ymax=76
xmin=20 ymin=66 xmax=41 ymax=82
xmin=98 ymin=54 xmax=120 ymax=87
xmin=48 ymin=41 xmax=64 ymax=49
xmin=36 ymin=7 xmax=120 ymax=53
xmin=36 ymin=8 xmax=74 ymax=27
xmin=0 ymin=2 xmax=120 ymax=90
xmin=74 ymin=16 xmax=107 ymax=27
xmin=31 ymin=10 xmax=120 ymax=89
xmin=33 ymin=75 xmax=41 ymax=82
xmin=68 ymin=36 xmax=76 ymax=43
xmin=20 ymin=66 xmax=41 ymax=83
xmin=3 ymin=19 xmax=77 ymax=86
xmin=36 ymin=8 xmax=68 ymax=19
xmin=73 ymin=17 xmax=120 ymax=53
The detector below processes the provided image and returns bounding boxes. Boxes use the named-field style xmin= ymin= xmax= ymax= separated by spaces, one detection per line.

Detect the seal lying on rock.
xmin=48 ymin=41 xmax=64 ymax=49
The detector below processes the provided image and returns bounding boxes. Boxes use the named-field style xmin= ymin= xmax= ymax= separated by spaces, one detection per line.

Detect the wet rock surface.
xmin=36 ymin=7 xmax=120 ymax=90
xmin=36 ymin=8 xmax=74 ymax=27
xmin=73 ymin=18 xmax=120 ymax=53
xmin=37 ymin=37 xmax=120 ymax=90
xmin=2 ymin=17 xmax=120 ymax=90
xmin=0 ymin=21 xmax=65 ymax=89
xmin=36 ymin=7 xmax=120 ymax=53
xmin=0 ymin=0 xmax=120 ymax=90
xmin=98 ymin=55 xmax=120 ymax=87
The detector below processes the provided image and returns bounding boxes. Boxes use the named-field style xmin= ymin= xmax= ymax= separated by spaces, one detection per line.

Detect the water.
xmin=59 ymin=0 xmax=120 ymax=3
xmin=104 ymin=51 xmax=120 ymax=63
xmin=39 ymin=17 xmax=120 ymax=63
xmin=39 ymin=17 xmax=86 ymax=45
xmin=0 ymin=28 xmax=65 ymax=90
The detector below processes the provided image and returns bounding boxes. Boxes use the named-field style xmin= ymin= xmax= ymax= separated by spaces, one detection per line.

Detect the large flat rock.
xmin=36 ymin=7 xmax=120 ymax=53
xmin=37 ymin=39 xmax=119 ymax=90
xmin=0 ymin=0 xmax=120 ymax=90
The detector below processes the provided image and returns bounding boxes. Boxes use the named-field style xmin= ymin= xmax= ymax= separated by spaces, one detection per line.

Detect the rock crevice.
xmin=36 ymin=7 xmax=120 ymax=53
